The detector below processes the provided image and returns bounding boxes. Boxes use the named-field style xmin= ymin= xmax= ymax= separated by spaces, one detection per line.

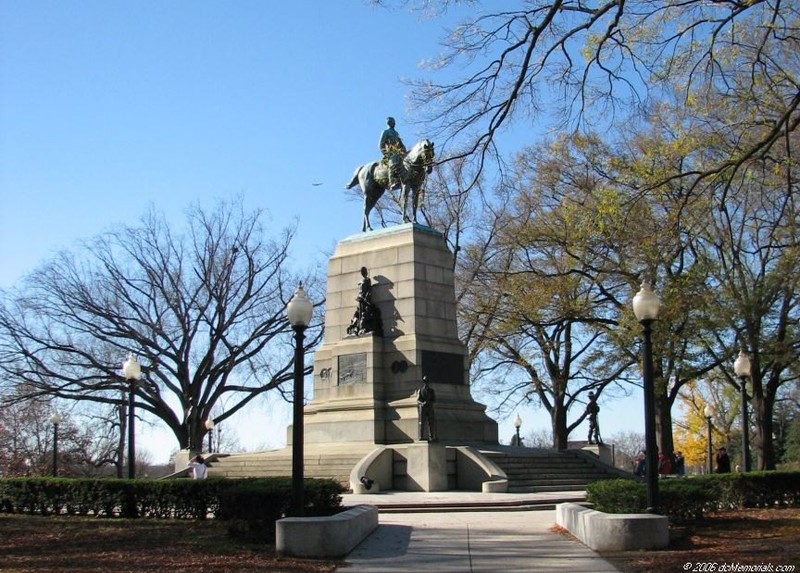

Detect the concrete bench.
xmin=556 ymin=502 xmax=669 ymax=551
xmin=276 ymin=504 xmax=378 ymax=558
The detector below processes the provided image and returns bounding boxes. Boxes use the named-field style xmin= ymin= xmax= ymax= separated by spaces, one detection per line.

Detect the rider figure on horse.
xmin=379 ymin=117 xmax=407 ymax=190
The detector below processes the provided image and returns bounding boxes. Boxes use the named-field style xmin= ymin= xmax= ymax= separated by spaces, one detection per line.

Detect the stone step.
xmin=508 ymin=484 xmax=588 ymax=493
xmin=210 ymin=463 xmax=360 ymax=471
xmin=510 ymin=477 xmax=592 ymax=485
xmin=498 ymin=455 xmax=603 ymax=463
xmin=363 ymin=495 xmax=586 ymax=513
xmin=500 ymin=459 xmax=592 ymax=466
xmin=506 ymin=471 xmax=606 ymax=481
xmin=501 ymin=464 xmax=602 ymax=473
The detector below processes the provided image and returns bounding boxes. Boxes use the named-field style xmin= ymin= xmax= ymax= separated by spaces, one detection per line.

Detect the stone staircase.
xmin=482 ymin=447 xmax=627 ymax=493
xmin=205 ymin=446 xmax=368 ymax=486
xmin=204 ymin=444 xmax=628 ymax=495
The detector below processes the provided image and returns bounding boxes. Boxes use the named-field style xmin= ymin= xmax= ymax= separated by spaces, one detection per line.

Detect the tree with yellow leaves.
xmin=674 ymin=378 xmax=740 ymax=473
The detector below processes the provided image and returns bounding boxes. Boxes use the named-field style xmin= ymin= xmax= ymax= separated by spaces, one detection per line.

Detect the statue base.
xmin=393 ymin=442 xmax=449 ymax=492
xmin=582 ymin=443 xmax=614 ymax=466
xmin=301 ymin=224 xmax=497 ymax=448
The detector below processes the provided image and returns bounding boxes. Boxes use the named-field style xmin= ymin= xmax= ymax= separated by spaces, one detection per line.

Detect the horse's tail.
xmin=345 ymin=166 xmax=361 ymax=189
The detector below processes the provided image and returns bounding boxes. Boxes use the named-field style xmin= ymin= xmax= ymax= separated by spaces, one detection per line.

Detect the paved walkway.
xmin=340 ymin=492 xmax=620 ymax=572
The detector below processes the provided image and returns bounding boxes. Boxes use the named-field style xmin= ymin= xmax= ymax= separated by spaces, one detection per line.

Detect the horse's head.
xmin=407 ymin=139 xmax=435 ymax=167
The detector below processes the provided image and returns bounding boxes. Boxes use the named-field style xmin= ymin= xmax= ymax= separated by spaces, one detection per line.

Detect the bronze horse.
xmin=346 ymin=139 xmax=435 ymax=232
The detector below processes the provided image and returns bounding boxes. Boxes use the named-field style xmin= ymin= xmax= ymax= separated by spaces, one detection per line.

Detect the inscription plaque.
xmin=421 ymin=351 xmax=465 ymax=385
xmin=338 ymin=353 xmax=367 ymax=385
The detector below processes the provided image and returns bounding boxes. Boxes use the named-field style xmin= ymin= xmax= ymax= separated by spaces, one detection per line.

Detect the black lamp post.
xmin=122 ymin=354 xmax=141 ymax=479
xmin=50 ymin=412 xmax=60 ymax=477
xmin=513 ymin=414 xmax=522 ymax=447
xmin=632 ymin=281 xmax=661 ymax=514
xmin=733 ymin=349 xmax=751 ymax=472
xmin=205 ymin=418 xmax=215 ymax=453
xmin=286 ymin=283 xmax=314 ymax=516
xmin=704 ymin=404 xmax=715 ymax=474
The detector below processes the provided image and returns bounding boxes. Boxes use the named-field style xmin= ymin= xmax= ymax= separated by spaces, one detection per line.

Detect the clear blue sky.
xmin=1 ymin=1 xmax=645 ymax=463
xmin=0 ymin=1 xmax=467 ymax=278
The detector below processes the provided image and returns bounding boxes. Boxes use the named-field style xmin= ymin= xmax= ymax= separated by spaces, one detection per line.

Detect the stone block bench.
xmin=556 ymin=502 xmax=668 ymax=551
xmin=276 ymin=504 xmax=378 ymax=558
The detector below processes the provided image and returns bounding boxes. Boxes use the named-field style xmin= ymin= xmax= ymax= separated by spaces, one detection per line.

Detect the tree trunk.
xmin=552 ymin=400 xmax=569 ymax=450
xmin=656 ymin=393 xmax=675 ymax=457
xmin=752 ymin=390 xmax=776 ymax=470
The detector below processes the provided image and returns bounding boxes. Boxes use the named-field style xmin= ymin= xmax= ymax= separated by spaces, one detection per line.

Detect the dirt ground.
xmin=0 ymin=514 xmax=338 ymax=573
xmin=1 ymin=508 xmax=798 ymax=572
xmin=595 ymin=507 xmax=800 ymax=573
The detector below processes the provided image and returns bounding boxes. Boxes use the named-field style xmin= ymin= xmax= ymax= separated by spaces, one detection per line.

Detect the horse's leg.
xmin=363 ymin=193 xmax=373 ymax=232
xmin=360 ymin=170 xmax=375 ymax=232
xmin=401 ymin=184 xmax=410 ymax=223
xmin=412 ymin=187 xmax=419 ymax=223
xmin=363 ymin=184 xmax=384 ymax=232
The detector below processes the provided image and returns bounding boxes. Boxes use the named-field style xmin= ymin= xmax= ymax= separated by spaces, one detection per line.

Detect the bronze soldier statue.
xmin=379 ymin=117 xmax=407 ymax=190
xmin=417 ymin=377 xmax=437 ymax=441
xmin=346 ymin=266 xmax=383 ymax=336
xmin=586 ymin=391 xmax=602 ymax=445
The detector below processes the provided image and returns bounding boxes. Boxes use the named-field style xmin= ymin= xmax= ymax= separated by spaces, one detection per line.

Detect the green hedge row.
xmin=0 ymin=477 xmax=345 ymax=521
xmin=586 ymin=471 xmax=800 ymax=523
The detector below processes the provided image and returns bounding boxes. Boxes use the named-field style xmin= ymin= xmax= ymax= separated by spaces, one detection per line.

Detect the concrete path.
xmin=340 ymin=493 xmax=620 ymax=572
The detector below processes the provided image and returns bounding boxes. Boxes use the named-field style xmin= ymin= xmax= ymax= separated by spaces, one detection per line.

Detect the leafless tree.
xmin=607 ymin=430 xmax=645 ymax=472
xmin=0 ymin=198 xmax=322 ymax=453
xmin=0 ymin=386 xmax=113 ymax=477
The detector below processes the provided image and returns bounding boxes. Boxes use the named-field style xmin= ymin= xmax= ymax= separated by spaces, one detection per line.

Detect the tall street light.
xmin=286 ymin=283 xmax=313 ymax=516
xmin=513 ymin=414 xmax=522 ymax=447
xmin=704 ymin=404 xmax=715 ymax=474
xmin=632 ymin=280 xmax=661 ymax=514
xmin=50 ymin=412 xmax=61 ymax=477
xmin=205 ymin=418 xmax=215 ymax=453
xmin=733 ymin=349 xmax=752 ymax=472
xmin=122 ymin=354 xmax=142 ymax=479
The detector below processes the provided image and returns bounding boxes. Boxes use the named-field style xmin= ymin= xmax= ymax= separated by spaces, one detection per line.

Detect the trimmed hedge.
xmin=711 ymin=471 xmax=800 ymax=508
xmin=0 ymin=477 xmax=344 ymax=521
xmin=586 ymin=471 xmax=800 ymax=523
xmin=216 ymin=477 xmax=346 ymax=542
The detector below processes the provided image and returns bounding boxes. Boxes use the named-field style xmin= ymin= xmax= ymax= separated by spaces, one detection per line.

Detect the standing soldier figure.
xmin=417 ymin=377 xmax=436 ymax=441
xmin=586 ymin=391 xmax=602 ymax=445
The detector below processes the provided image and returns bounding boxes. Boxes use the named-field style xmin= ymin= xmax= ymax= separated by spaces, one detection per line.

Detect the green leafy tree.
xmin=784 ymin=415 xmax=800 ymax=466
xmin=460 ymin=136 xmax=645 ymax=448
xmin=386 ymin=1 xmax=800 ymax=466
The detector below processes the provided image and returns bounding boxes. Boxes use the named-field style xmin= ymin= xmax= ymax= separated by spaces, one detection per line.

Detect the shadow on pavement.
xmin=347 ymin=524 xmax=413 ymax=560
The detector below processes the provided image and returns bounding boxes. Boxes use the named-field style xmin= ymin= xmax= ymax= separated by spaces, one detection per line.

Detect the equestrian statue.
xmin=346 ymin=117 xmax=435 ymax=232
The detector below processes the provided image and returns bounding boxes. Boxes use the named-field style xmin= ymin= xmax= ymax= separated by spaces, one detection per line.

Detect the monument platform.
xmin=206 ymin=224 xmax=499 ymax=491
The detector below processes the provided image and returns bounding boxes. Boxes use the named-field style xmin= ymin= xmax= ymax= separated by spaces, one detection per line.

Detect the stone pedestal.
xmin=173 ymin=449 xmax=191 ymax=473
xmin=582 ymin=443 xmax=614 ymax=466
xmin=301 ymin=224 xmax=497 ymax=448
xmin=397 ymin=442 xmax=448 ymax=492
